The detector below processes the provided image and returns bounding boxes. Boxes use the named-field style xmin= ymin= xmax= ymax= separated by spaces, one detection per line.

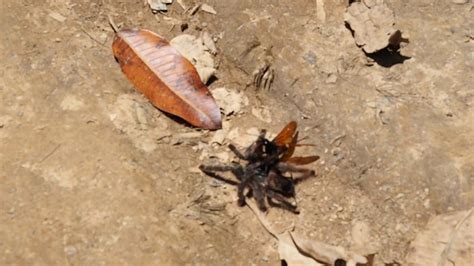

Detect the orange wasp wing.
xmin=281 ymin=131 xmax=299 ymax=161
xmin=272 ymin=121 xmax=297 ymax=146
xmin=285 ymin=155 xmax=320 ymax=165
xmin=273 ymin=121 xmax=319 ymax=163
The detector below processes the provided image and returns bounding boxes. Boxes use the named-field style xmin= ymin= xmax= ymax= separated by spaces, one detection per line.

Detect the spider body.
xmin=200 ymin=122 xmax=319 ymax=213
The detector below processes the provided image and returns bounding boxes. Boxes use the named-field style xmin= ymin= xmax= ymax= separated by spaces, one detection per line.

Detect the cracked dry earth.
xmin=1 ymin=0 xmax=473 ymax=265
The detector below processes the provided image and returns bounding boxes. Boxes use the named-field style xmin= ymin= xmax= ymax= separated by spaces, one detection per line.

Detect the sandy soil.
xmin=1 ymin=0 xmax=473 ymax=265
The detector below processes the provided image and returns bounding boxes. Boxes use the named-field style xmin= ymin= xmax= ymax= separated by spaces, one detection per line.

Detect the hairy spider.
xmin=199 ymin=122 xmax=319 ymax=213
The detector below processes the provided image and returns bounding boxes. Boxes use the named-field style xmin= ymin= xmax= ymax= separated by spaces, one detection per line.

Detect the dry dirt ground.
xmin=1 ymin=0 xmax=473 ymax=265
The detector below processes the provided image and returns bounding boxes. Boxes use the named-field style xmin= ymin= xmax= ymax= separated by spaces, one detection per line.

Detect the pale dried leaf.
xmin=201 ymin=31 xmax=217 ymax=55
xmin=246 ymin=201 xmax=368 ymax=266
xmin=211 ymin=87 xmax=246 ymax=116
xmin=176 ymin=0 xmax=186 ymax=9
xmin=290 ymin=233 xmax=368 ymax=266
xmin=201 ymin=3 xmax=217 ymax=14
xmin=350 ymin=220 xmax=380 ymax=255
xmin=226 ymin=127 xmax=260 ymax=149
xmin=147 ymin=0 xmax=168 ymax=12
xmin=251 ymin=107 xmax=272 ymax=123
xmin=170 ymin=34 xmax=216 ymax=83
xmin=405 ymin=208 xmax=473 ymax=266
xmin=246 ymin=200 xmax=278 ymax=236
xmin=210 ymin=128 xmax=228 ymax=145
xmin=278 ymin=232 xmax=323 ymax=266
xmin=344 ymin=0 xmax=397 ymax=53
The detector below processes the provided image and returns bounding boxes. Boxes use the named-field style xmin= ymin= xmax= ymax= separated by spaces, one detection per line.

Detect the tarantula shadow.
xmin=199 ymin=122 xmax=319 ymax=214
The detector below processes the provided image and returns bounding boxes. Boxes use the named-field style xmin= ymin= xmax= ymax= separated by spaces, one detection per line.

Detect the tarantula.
xmin=199 ymin=121 xmax=319 ymax=213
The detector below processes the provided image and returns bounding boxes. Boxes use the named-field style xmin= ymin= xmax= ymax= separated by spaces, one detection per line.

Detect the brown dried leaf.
xmin=112 ymin=28 xmax=222 ymax=129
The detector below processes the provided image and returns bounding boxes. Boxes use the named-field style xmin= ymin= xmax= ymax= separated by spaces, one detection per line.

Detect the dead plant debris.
xmin=200 ymin=121 xmax=319 ymax=214
xmin=344 ymin=0 xmax=404 ymax=53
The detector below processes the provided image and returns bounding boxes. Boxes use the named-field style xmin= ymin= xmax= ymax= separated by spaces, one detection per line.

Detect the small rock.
xmin=303 ymin=51 xmax=317 ymax=65
xmin=64 ymin=245 xmax=77 ymax=256
xmin=7 ymin=207 xmax=15 ymax=215
xmin=452 ymin=0 xmax=469 ymax=4
xmin=147 ymin=0 xmax=171 ymax=12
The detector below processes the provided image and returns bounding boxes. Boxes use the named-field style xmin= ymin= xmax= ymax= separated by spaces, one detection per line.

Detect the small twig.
xmin=80 ymin=27 xmax=106 ymax=47
xmin=188 ymin=3 xmax=201 ymax=16
xmin=18 ymin=49 xmax=40 ymax=56
xmin=108 ymin=15 xmax=119 ymax=33
xmin=330 ymin=133 xmax=346 ymax=146
xmin=39 ymin=144 xmax=61 ymax=163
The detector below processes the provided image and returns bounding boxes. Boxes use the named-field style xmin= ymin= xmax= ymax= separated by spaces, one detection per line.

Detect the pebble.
xmin=64 ymin=245 xmax=77 ymax=256
xmin=303 ymin=51 xmax=317 ymax=65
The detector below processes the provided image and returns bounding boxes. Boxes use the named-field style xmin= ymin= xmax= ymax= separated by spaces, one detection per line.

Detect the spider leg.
xmin=243 ymin=129 xmax=267 ymax=160
xmin=257 ymin=129 xmax=267 ymax=140
xmin=266 ymin=170 xmax=296 ymax=197
xmin=277 ymin=163 xmax=315 ymax=178
xmin=237 ymin=173 xmax=253 ymax=206
xmin=293 ymin=170 xmax=317 ymax=185
xmin=265 ymin=189 xmax=299 ymax=214
xmin=228 ymin=144 xmax=247 ymax=160
xmin=199 ymin=164 xmax=243 ymax=186
xmin=250 ymin=181 xmax=267 ymax=212
xmin=200 ymin=163 xmax=243 ymax=175
xmin=277 ymin=163 xmax=316 ymax=185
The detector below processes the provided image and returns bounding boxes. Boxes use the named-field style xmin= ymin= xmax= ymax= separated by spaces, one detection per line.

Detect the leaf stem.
xmin=108 ymin=15 xmax=119 ymax=33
